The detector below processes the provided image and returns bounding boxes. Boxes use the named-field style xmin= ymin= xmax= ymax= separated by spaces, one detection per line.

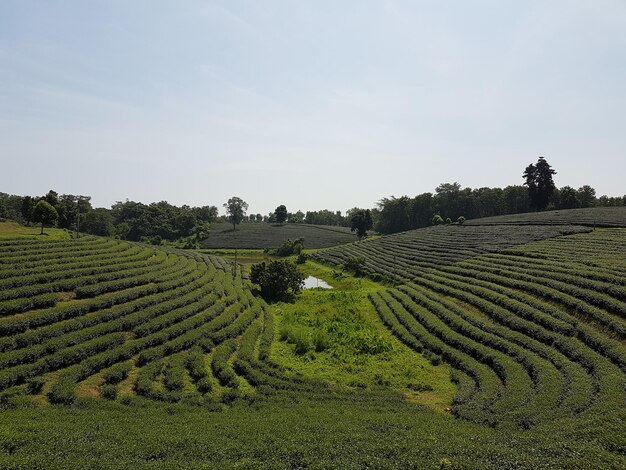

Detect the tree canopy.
xmin=250 ymin=260 xmax=305 ymax=302
xmin=350 ymin=209 xmax=373 ymax=239
xmin=274 ymin=205 xmax=288 ymax=224
xmin=523 ymin=157 xmax=557 ymax=211
xmin=223 ymin=197 xmax=249 ymax=231
xmin=32 ymin=200 xmax=58 ymax=234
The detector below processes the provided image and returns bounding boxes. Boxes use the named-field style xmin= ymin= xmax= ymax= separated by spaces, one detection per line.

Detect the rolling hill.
xmin=200 ymin=222 xmax=356 ymax=249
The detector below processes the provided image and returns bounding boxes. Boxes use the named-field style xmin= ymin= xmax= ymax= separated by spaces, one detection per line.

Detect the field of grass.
xmin=0 ymin=220 xmax=625 ymax=467
xmin=465 ymin=206 xmax=626 ymax=227
xmin=0 ymin=221 xmax=69 ymax=240
xmin=200 ymin=222 xmax=356 ymax=249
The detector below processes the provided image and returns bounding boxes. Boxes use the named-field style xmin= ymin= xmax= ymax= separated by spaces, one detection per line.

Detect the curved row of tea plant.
xmin=323 ymin=226 xmax=626 ymax=432
xmin=0 ymin=236 xmax=329 ymax=405
xmin=313 ymin=225 xmax=590 ymax=282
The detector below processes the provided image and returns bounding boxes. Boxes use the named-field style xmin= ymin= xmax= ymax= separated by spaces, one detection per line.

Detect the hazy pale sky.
xmin=1 ymin=1 xmax=625 ymax=215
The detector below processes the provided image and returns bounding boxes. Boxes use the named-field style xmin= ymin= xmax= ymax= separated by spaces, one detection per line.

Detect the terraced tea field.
xmin=0 ymin=222 xmax=625 ymax=468
xmin=200 ymin=222 xmax=355 ymax=249
xmin=316 ymin=226 xmax=626 ymax=434
xmin=0 ymin=236 xmax=332 ymax=406
xmin=465 ymin=205 xmax=626 ymax=227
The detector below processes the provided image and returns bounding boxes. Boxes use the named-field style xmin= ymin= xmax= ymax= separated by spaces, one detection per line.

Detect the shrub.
xmin=26 ymin=377 xmax=45 ymax=395
xmin=250 ymin=260 xmax=305 ymax=302
xmin=432 ymin=214 xmax=444 ymax=225
xmin=407 ymin=383 xmax=434 ymax=392
xmin=196 ymin=377 xmax=213 ymax=394
xmin=457 ymin=215 xmax=466 ymax=225
xmin=101 ymin=384 xmax=118 ymax=400
xmin=343 ymin=256 xmax=366 ymax=276
xmin=312 ymin=330 xmax=329 ymax=353
xmin=102 ymin=362 xmax=132 ymax=385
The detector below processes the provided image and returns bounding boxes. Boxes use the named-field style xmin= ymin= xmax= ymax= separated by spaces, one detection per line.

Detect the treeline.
xmin=0 ymin=191 xmax=217 ymax=243
xmin=373 ymin=183 xmax=625 ymax=234
xmin=227 ymin=209 xmax=351 ymax=226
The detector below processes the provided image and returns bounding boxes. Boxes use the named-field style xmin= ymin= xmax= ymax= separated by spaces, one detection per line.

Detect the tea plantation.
xmin=0 ymin=221 xmax=624 ymax=468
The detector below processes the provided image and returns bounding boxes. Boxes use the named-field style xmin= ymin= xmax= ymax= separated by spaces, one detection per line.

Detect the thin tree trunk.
xmin=40 ymin=222 xmax=44 ymax=235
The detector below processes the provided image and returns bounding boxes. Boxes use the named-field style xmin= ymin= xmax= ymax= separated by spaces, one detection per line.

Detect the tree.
xmin=523 ymin=157 xmax=556 ymax=211
xmin=250 ymin=260 xmax=306 ymax=302
xmin=32 ymin=200 xmax=58 ymax=234
xmin=82 ymin=208 xmax=114 ymax=236
xmin=558 ymin=186 xmax=578 ymax=209
xmin=577 ymin=185 xmax=596 ymax=208
xmin=222 ymin=197 xmax=248 ymax=231
xmin=275 ymin=205 xmax=288 ymax=225
xmin=350 ymin=209 xmax=373 ymax=240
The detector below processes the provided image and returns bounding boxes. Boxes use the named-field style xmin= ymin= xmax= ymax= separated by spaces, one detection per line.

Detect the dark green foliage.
xmin=102 ymin=362 xmax=132 ymax=385
xmin=250 ymin=260 xmax=305 ymax=302
xmin=523 ymin=156 xmax=557 ymax=211
xmin=274 ymin=238 xmax=304 ymax=256
xmin=101 ymin=384 xmax=118 ymax=400
xmin=457 ymin=215 xmax=466 ymax=225
xmin=274 ymin=205 xmax=288 ymax=224
xmin=350 ymin=209 xmax=373 ymax=239
xmin=25 ymin=377 xmax=45 ymax=395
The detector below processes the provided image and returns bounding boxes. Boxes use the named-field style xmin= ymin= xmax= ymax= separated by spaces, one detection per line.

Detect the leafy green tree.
xmin=32 ymin=200 xmax=58 ymax=234
xmin=523 ymin=157 xmax=557 ymax=211
xmin=577 ymin=185 xmax=596 ymax=208
xmin=290 ymin=210 xmax=305 ymax=224
xmin=250 ymin=260 xmax=305 ymax=302
xmin=222 ymin=197 xmax=248 ymax=231
xmin=558 ymin=186 xmax=578 ymax=209
xmin=457 ymin=215 xmax=466 ymax=225
xmin=432 ymin=214 xmax=444 ymax=225
xmin=275 ymin=205 xmax=288 ymax=225
xmin=350 ymin=209 xmax=373 ymax=239
xmin=21 ymin=196 xmax=36 ymax=222
xmin=82 ymin=208 xmax=114 ymax=236
xmin=44 ymin=190 xmax=59 ymax=208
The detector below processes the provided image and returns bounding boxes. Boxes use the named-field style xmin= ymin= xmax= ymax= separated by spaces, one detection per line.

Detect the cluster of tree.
xmin=110 ymin=200 xmax=217 ymax=242
xmin=373 ymin=158 xmax=625 ymax=234
xmin=0 ymin=190 xmax=218 ymax=242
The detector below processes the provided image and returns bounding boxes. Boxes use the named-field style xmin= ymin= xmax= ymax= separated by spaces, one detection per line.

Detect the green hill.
xmin=200 ymin=222 xmax=356 ymax=249
xmin=0 ymin=221 xmax=625 ymax=468
xmin=465 ymin=206 xmax=626 ymax=227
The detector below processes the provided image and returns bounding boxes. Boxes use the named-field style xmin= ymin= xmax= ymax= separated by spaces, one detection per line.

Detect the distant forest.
xmin=1 ymin=160 xmax=624 ymax=241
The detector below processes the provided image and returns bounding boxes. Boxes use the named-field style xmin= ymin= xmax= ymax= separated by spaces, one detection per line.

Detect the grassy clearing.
xmin=269 ymin=261 xmax=456 ymax=410
xmin=0 ymin=221 xmax=69 ymax=240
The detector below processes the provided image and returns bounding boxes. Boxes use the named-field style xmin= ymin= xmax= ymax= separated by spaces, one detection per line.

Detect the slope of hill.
xmin=314 ymin=224 xmax=626 ymax=431
xmin=465 ymin=206 xmax=626 ymax=227
xmin=313 ymin=224 xmax=590 ymax=280
xmin=200 ymin=222 xmax=355 ymax=249
xmin=0 ymin=223 xmax=625 ymax=467
xmin=0 ymin=235 xmax=333 ymax=406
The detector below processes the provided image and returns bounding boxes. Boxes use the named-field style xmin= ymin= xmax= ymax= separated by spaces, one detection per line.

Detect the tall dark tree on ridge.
xmin=350 ymin=209 xmax=373 ymax=240
xmin=523 ymin=157 xmax=556 ymax=211
xmin=274 ymin=205 xmax=288 ymax=225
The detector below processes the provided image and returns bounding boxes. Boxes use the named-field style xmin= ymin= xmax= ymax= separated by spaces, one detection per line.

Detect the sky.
xmin=1 ymin=0 xmax=625 ymax=216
